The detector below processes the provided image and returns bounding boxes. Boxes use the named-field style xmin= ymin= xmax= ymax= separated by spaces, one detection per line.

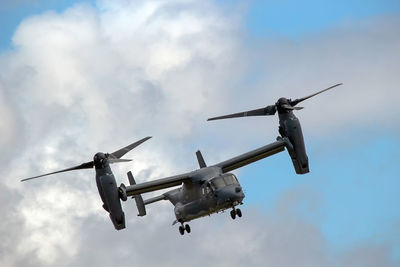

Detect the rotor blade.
xmin=281 ymin=104 xmax=294 ymax=110
xmin=290 ymin=83 xmax=342 ymax=106
xmin=21 ymin=161 xmax=94 ymax=182
xmin=281 ymin=104 xmax=304 ymax=111
xmin=108 ymin=158 xmax=132 ymax=164
xmin=207 ymin=105 xmax=276 ymax=121
xmin=110 ymin=136 xmax=152 ymax=159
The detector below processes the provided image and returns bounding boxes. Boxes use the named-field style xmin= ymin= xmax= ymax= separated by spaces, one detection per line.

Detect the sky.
xmin=0 ymin=0 xmax=399 ymax=266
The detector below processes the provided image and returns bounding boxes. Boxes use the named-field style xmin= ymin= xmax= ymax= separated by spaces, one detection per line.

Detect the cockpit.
xmin=223 ymin=174 xmax=239 ymax=185
xmin=201 ymin=174 xmax=244 ymax=205
xmin=209 ymin=174 xmax=239 ymax=190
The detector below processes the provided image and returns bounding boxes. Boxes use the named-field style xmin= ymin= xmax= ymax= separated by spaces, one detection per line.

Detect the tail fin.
xmin=196 ymin=150 xmax=207 ymax=168
xmin=127 ymin=171 xmax=146 ymax=216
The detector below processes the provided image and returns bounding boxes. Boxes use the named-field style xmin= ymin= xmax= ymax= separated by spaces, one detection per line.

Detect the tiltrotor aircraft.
xmin=21 ymin=83 xmax=341 ymax=235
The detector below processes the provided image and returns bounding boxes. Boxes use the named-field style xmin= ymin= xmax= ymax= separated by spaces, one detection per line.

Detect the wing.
xmin=125 ymin=173 xmax=192 ymax=196
xmin=125 ymin=140 xmax=287 ymax=195
xmin=214 ymin=140 xmax=286 ymax=173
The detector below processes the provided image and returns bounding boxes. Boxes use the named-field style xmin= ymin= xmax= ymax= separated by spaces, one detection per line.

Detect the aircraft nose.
xmin=220 ymin=186 xmax=244 ymax=203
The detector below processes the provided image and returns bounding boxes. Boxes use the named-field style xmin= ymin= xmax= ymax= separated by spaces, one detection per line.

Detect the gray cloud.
xmin=0 ymin=0 xmax=399 ymax=266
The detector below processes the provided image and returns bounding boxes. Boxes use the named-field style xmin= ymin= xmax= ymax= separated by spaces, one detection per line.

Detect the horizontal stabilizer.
xmin=144 ymin=195 xmax=167 ymax=205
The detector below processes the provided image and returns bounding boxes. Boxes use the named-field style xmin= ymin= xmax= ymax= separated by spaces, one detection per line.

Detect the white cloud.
xmin=0 ymin=0 xmax=399 ymax=266
xmin=0 ymin=0 xmax=246 ymax=265
xmin=0 ymin=87 xmax=15 ymax=147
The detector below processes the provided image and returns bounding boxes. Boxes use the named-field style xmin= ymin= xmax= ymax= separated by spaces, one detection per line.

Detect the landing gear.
xmin=179 ymin=225 xmax=185 ymax=235
xmin=178 ymin=223 xmax=191 ymax=235
xmin=236 ymin=208 xmax=242 ymax=217
xmin=230 ymin=209 xmax=236 ymax=219
xmin=230 ymin=208 xmax=242 ymax=220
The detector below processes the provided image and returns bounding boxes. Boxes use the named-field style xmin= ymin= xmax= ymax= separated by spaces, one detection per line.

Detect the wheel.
xmin=179 ymin=226 xmax=185 ymax=235
xmin=236 ymin=208 xmax=242 ymax=218
xmin=185 ymin=224 xmax=191 ymax=233
xmin=230 ymin=209 xmax=236 ymax=219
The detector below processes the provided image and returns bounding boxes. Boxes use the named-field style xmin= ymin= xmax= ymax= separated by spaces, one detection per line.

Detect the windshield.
xmin=211 ymin=177 xmax=226 ymax=189
xmin=224 ymin=174 xmax=238 ymax=185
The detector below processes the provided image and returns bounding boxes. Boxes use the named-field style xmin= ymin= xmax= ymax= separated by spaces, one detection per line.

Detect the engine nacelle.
xmin=277 ymin=110 xmax=310 ymax=175
xmin=283 ymin=136 xmax=309 ymax=174
xmin=97 ymin=173 xmax=126 ymax=230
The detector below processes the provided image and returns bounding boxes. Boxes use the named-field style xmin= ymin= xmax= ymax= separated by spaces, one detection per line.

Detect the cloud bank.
xmin=0 ymin=0 xmax=399 ymax=266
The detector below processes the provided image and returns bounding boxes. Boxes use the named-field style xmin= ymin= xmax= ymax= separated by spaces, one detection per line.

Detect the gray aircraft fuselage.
xmin=124 ymin=139 xmax=287 ymax=232
xmin=162 ymin=167 xmax=244 ymax=224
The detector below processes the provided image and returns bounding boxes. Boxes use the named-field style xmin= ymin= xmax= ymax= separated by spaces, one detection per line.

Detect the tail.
xmin=127 ymin=171 xmax=146 ymax=216
xmin=196 ymin=150 xmax=207 ymax=168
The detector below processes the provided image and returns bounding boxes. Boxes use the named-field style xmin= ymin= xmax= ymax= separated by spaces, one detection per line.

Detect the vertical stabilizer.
xmin=127 ymin=171 xmax=146 ymax=216
xmin=196 ymin=150 xmax=207 ymax=168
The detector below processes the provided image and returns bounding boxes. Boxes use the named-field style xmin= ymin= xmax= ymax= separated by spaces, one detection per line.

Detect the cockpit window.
xmin=211 ymin=177 xmax=226 ymax=189
xmin=202 ymin=185 xmax=212 ymax=195
xmin=223 ymin=174 xmax=238 ymax=185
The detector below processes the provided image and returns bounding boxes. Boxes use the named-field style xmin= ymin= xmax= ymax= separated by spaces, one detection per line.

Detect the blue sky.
xmin=242 ymin=133 xmax=400 ymax=252
xmin=246 ymin=0 xmax=400 ymax=37
xmin=0 ymin=0 xmax=90 ymax=50
xmin=1 ymin=0 xmax=399 ymax=266
xmin=245 ymin=1 xmax=400 ymax=257
xmin=2 ymin=1 xmax=400 ymax=45
xmin=2 ymin=0 xmax=400 ymax=47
